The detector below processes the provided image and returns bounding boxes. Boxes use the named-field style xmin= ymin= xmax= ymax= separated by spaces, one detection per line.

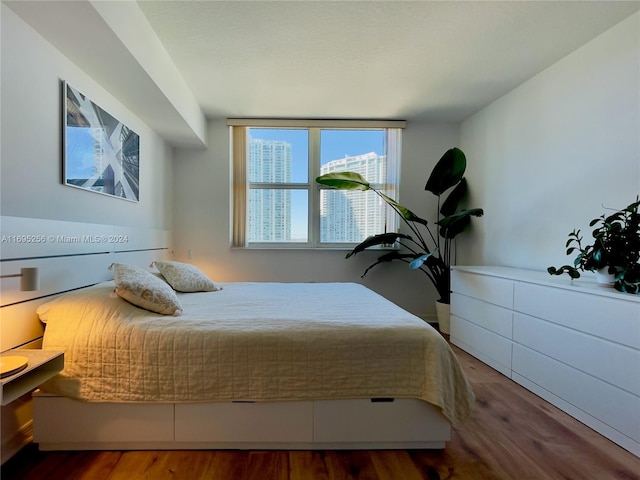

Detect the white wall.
xmin=459 ymin=13 xmax=640 ymax=273
xmin=0 ymin=5 xmax=174 ymax=462
xmin=0 ymin=5 xmax=173 ymax=229
xmin=172 ymin=120 xmax=460 ymax=318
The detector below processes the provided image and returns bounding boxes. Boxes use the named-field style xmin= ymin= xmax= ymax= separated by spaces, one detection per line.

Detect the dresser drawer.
xmin=512 ymin=344 xmax=640 ymax=445
xmin=451 ymin=293 xmax=513 ymax=338
xmin=514 ymin=282 xmax=640 ymax=349
xmin=514 ymin=313 xmax=640 ymax=395
xmin=451 ymin=270 xmax=514 ymax=308
xmin=451 ymin=315 xmax=512 ymax=377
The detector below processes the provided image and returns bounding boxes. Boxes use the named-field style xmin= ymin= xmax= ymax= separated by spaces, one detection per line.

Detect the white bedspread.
xmin=38 ymin=281 xmax=474 ymax=426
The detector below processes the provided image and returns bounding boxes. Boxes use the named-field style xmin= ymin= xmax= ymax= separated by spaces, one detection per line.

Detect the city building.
xmin=320 ymin=152 xmax=387 ymax=243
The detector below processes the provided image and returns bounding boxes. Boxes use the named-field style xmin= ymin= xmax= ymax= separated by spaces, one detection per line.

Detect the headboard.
xmin=0 ymin=216 xmax=171 ymax=351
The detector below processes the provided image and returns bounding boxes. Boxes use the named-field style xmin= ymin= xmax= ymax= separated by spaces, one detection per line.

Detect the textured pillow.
xmin=152 ymin=261 xmax=221 ymax=293
xmin=110 ymin=263 xmax=182 ymax=316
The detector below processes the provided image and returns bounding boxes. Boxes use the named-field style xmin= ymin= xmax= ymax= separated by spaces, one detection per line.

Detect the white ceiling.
xmin=137 ymin=0 xmax=639 ymax=122
xmin=5 ymin=0 xmax=639 ymax=147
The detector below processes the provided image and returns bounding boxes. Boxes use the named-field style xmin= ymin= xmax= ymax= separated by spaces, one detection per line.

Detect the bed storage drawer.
xmin=313 ymin=398 xmax=450 ymax=444
xmin=175 ymin=401 xmax=314 ymax=443
xmin=33 ymin=392 xmax=174 ymax=443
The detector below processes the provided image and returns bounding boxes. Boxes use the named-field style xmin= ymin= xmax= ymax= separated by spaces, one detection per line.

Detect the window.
xmin=230 ymin=119 xmax=405 ymax=248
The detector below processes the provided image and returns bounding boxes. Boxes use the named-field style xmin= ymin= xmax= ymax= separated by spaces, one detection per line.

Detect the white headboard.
xmin=0 ymin=216 xmax=171 ymax=351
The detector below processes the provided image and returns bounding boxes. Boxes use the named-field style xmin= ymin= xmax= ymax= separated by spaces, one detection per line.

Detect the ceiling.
xmin=137 ymin=0 xmax=639 ymax=122
xmin=5 ymin=0 xmax=639 ymax=147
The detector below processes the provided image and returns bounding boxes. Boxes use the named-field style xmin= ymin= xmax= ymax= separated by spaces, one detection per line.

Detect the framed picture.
xmin=63 ymin=82 xmax=139 ymax=201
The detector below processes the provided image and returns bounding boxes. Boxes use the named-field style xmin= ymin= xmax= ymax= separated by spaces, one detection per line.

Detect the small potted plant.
xmin=316 ymin=147 xmax=484 ymax=333
xmin=547 ymin=198 xmax=640 ymax=294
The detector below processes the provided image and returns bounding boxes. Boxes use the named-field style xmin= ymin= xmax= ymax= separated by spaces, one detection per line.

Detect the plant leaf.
xmin=437 ymin=208 xmax=484 ymax=239
xmin=345 ymin=233 xmax=412 ymax=259
xmin=361 ymin=250 xmax=419 ymax=278
xmin=547 ymin=265 xmax=581 ymax=279
xmin=360 ymin=251 xmax=421 ymax=277
xmin=315 ymin=172 xmax=370 ymax=190
xmin=440 ymin=178 xmax=467 ymax=216
xmin=379 ymin=193 xmax=429 ymax=227
xmin=425 ymin=147 xmax=467 ymax=196
xmin=440 ymin=215 xmax=470 ymax=239
xmin=409 ymin=253 xmax=435 ymax=269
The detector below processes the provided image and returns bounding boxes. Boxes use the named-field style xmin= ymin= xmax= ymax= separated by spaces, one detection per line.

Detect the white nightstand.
xmin=0 ymin=350 xmax=64 ymax=406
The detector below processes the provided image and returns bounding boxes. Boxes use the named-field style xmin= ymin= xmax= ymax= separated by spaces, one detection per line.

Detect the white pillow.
xmin=152 ymin=261 xmax=221 ymax=293
xmin=111 ymin=263 xmax=182 ymax=316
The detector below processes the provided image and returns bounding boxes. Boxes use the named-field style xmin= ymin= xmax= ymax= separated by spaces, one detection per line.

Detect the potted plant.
xmin=316 ymin=147 xmax=484 ymax=332
xmin=547 ymin=198 xmax=640 ymax=294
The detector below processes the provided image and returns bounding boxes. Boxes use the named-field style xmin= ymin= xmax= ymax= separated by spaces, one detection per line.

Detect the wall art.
xmin=64 ymin=82 xmax=139 ymax=201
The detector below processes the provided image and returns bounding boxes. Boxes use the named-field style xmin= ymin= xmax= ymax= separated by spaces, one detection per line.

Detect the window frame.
xmin=229 ymin=119 xmax=406 ymax=249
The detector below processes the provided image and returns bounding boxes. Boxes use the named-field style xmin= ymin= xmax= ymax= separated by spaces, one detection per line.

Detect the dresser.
xmin=450 ymin=266 xmax=640 ymax=457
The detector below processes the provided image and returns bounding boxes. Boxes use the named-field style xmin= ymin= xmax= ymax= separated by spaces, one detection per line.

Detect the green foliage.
xmin=316 ymin=147 xmax=484 ymax=303
xmin=548 ymin=198 xmax=640 ymax=294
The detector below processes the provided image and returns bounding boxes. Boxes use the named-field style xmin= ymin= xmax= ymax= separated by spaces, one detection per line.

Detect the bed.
xmin=31 ymin=264 xmax=475 ymax=451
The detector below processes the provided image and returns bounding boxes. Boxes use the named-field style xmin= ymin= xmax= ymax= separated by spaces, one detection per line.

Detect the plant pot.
xmin=595 ymin=267 xmax=618 ymax=287
xmin=435 ymin=301 xmax=451 ymax=334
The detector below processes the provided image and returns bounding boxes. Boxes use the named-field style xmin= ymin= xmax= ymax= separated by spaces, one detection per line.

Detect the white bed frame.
xmin=32 ymin=393 xmax=450 ymax=450
xmin=1 ymin=216 xmax=452 ymax=451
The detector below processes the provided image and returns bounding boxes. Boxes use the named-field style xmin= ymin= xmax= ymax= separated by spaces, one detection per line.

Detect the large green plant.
xmin=316 ymin=147 xmax=483 ymax=304
xmin=548 ymin=198 xmax=640 ymax=294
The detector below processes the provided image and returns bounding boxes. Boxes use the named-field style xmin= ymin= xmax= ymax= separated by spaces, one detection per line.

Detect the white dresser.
xmin=450 ymin=266 xmax=640 ymax=457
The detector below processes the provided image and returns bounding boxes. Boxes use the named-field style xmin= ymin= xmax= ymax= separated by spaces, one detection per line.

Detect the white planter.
xmin=595 ymin=267 xmax=618 ymax=287
xmin=435 ymin=301 xmax=451 ymax=334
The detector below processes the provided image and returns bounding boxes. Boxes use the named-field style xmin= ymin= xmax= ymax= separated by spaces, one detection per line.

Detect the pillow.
xmin=152 ymin=261 xmax=221 ymax=293
xmin=110 ymin=263 xmax=182 ymax=316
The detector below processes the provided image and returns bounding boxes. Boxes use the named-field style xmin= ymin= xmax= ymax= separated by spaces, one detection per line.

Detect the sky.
xmin=249 ymin=128 xmax=385 ymax=182
xmin=65 ymin=127 xmax=98 ymax=178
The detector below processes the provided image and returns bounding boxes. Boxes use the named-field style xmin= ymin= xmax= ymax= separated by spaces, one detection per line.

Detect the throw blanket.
xmin=37 ymin=282 xmax=474 ymax=426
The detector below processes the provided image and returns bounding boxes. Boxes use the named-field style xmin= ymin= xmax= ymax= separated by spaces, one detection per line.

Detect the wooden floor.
xmin=2 ymin=344 xmax=639 ymax=480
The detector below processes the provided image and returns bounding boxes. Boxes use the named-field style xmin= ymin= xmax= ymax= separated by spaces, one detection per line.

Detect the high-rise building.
xmin=248 ymin=138 xmax=292 ymax=242
xmin=320 ymin=152 xmax=387 ymax=243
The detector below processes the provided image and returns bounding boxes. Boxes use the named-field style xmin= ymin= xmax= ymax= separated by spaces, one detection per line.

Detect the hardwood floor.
xmin=2 ymin=344 xmax=639 ymax=480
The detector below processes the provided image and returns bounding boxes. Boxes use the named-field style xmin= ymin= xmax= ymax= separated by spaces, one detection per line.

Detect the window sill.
xmin=231 ymin=245 xmax=397 ymax=252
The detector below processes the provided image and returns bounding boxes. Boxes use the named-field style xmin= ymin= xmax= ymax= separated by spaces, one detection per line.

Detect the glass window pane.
xmin=320 ymin=189 xmax=387 ymax=243
xmin=320 ymin=129 xmax=386 ymax=184
xmin=248 ymin=128 xmax=308 ymax=183
xmin=248 ymin=189 xmax=308 ymax=243
xmin=319 ymin=129 xmax=389 ymax=244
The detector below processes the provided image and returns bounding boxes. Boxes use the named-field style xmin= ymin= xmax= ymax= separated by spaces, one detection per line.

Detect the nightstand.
xmin=0 ymin=350 xmax=64 ymax=406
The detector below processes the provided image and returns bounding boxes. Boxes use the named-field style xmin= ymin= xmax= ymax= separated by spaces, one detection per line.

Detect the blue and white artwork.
xmin=64 ymin=83 xmax=139 ymax=201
